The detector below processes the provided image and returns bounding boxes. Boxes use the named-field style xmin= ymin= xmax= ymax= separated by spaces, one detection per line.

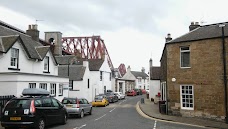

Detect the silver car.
xmin=62 ymin=97 xmax=92 ymax=118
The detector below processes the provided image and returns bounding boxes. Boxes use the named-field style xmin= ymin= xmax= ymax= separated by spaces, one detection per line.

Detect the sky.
xmin=0 ymin=0 xmax=227 ymax=72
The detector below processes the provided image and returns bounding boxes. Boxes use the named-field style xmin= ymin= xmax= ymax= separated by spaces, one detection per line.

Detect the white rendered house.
xmin=149 ymin=58 xmax=161 ymax=100
xmin=56 ymin=54 xmax=112 ymax=102
xmin=0 ymin=21 xmax=69 ymax=101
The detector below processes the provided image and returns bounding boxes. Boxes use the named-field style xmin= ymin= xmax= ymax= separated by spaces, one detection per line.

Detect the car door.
xmin=51 ymin=98 xmax=63 ymax=124
xmin=82 ymin=99 xmax=90 ymax=113
xmin=42 ymin=98 xmax=54 ymax=125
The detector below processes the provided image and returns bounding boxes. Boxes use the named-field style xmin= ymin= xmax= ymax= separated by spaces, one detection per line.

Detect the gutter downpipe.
xmin=220 ymin=24 xmax=228 ymax=124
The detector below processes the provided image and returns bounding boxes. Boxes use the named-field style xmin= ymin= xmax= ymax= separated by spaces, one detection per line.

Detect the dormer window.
xmin=44 ymin=56 xmax=49 ymax=73
xmin=10 ymin=48 xmax=19 ymax=68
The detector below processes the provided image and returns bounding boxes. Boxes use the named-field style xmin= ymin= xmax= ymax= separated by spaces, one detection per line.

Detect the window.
xmin=110 ymin=73 xmax=112 ymax=81
xmin=29 ymin=83 xmax=36 ymax=88
xmin=39 ymin=83 xmax=47 ymax=90
xmin=69 ymin=80 xmax=73 ymax=90
xmin=10 ymin=48 xmax=19 ymax=68
xmin=180 ymin=46 xmax=190 ymax=68
xmin=44 ymin=56 xmax=49 ymax=72
xmin=50 ymin=83 xmax=56 ymax=96
xmin=51 ymin=98 xmax=60 ymax=108
xmin=42 ymin=98 xmax=52 ymax=107
xmin=180 ymin=85 xmax=194 ymax=110
xmin=138 ymin=78 xmax=142 ymax=83
xmin=59 ymin=84 xmax=63 ymax=96
xmin=100 ymin=71 xmax=103 ymax=81
xmin=88 ymin=79 xmax=90 ymax=89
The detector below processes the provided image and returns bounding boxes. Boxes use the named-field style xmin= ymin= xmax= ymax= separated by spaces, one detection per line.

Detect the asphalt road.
xmin=44 ymin=95 xmax=206 ymax=129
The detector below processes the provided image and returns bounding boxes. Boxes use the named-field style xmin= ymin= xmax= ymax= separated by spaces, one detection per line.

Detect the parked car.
xmin=134 ymin=89 xmax=143 ymax=95
xmin=106 ymin=90 xmax=113 ymax=93
xmin=62 ymin=97 xmax=92 ymax=118
xmin=92 ymin=95 xmax=109 ymax=107
xmin=106 ymin=92 xmax=118 ymax=103
xmin=141 ymin=89 xmax=147 ymax=94
xmin=126 ymin=90 xmax=137 ymax=96
xmin=1 ymin=88 xmax=68 ymax=129
xmin=146 ymin=89 xmax=150 ymax=94
xmin=114 ymin=92 xmax=125 ymax=100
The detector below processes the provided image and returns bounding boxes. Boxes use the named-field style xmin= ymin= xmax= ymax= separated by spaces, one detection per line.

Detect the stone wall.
xmin=166 ymin=38 xmax=228 ymax=121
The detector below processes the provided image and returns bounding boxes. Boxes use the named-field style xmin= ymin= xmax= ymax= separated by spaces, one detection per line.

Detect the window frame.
xmin=180 ymin=46 xmax=191 ymax=68
xmin=50 ymin=83 xmax=56 ymax=96
xmin=180 ymin=85 xmax=194 ymax=110
xmin=9 ymin=48 xmax=19 ymax=70
xmin=39 ymin=83 xmax=47 ymax=90
xmin=59 ymin=84 xmax=63 ymax=96
xmin=29 ymin=83 xmax=36 ymax=89
xmin=100 ymin=71 xmax=103 ymax=81
xmin=43 ymin=56 xmax=50 ymax=73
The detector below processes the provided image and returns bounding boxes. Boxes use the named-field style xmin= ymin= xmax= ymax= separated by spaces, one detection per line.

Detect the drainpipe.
xmin=219 ymin=24 xmax=228 ymax=123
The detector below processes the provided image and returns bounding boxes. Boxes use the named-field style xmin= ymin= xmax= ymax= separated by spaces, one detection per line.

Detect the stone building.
xmin=160 ymin=22 xmax=228 ymax=121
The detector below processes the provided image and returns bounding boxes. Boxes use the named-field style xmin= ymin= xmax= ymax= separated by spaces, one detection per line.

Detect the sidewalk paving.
xmin=139 ymin=97 xmax=228 ymax=129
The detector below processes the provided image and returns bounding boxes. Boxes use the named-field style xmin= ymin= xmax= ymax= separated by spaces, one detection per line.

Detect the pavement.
xmin=138 ymin=96 xmax=228 ymax=129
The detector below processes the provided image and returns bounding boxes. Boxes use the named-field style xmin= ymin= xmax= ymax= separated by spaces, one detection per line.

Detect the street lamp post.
xmin=219 ymin=24 xmax=228 ymax=123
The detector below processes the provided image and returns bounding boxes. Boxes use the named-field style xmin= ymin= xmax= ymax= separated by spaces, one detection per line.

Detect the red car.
xmin=141 ymin=89 xmax=147 ymax=94
xmin=127 ymin=90 xmax=137 ymax=96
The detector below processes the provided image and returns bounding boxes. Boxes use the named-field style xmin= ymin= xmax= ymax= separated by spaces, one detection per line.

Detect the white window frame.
xmin=29 ymin=83 xmax=36 ymax=88
xmin=10 ymin=48 xmax=19 ymax=68
xmin=180 ymin=85 xmax=194 ymax=110
xmin=180 ymin=46 xmax=191 ymax=68
xmin=59 ymin=84 xmax=63 ymax=96
xmin=50 ymin=83 xmax=56 ymax=96
xmin=39 ymin=83 xmax=47 ymax=90
xmin=138 ymin=77 xmax=142 ymax=83
xmin=44 ymin=56 xmax=49 ymax=72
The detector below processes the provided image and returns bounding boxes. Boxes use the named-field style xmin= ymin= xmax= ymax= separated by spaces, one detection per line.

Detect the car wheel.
xmin=89 ymin=108 xmax=92 ymax=115
xmin=79 ymin=110 xmax=84 ymax=118
xmin=35 ymin=118 xmax=45 ymax=129
xmin=61 ymin=113 xmax=67 ymax=125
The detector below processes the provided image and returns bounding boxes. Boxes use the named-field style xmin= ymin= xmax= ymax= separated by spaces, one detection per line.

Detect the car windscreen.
xmin=95 ymin=96 xmax=103 ymax=100
xmin=5 ymin=99 xmax=31 ymax=109
xmin=62 ymin=99 xmax=77 ymax=104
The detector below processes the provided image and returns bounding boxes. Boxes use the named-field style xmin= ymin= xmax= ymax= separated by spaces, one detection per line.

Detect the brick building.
xmin=160 ymin=22 xmax=228 ymax=121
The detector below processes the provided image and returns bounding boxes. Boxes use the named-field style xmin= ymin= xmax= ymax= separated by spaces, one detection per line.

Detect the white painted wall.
xmin=0 ymin=40 xmax=69 ymax=101
xmin=69 ymin=62 xmax=93 ymax=102
xmin=149 ymin=80 xmax=160 ymax=100
xmin=0 ymin=74 xmax=69 ymax=101
xmin=0 ymin=41 xmax=58 ymax=76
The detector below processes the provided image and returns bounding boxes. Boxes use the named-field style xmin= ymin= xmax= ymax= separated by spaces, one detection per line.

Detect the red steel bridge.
xmin=61 ymin=36 xmax=114 ymax=69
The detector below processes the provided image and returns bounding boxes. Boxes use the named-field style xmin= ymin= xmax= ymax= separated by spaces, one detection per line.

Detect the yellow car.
xmin=92 ymin=95 xmax=109 ymax=107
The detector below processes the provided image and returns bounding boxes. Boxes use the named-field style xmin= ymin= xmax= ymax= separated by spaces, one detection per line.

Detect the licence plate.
xmin=10 ymin=117 xmax=21 ymax=120
xmin=66 ymin=105 xmax=72 ymax=108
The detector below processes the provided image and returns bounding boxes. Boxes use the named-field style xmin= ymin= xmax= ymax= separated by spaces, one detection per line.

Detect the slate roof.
xmin=58 ymin=65 xmax=86 ymax=81
xmin=111 ymin=68 xmax=122 ymax=78
xmin=0 ymin=21 xmax=50 ymax=61
xmin=169 ymin=22 xmax=228 ymax=44
xmin=131 ymin=71 xmax=149 ymax=79
xmin=55 ymin=55 xmax=104 ymax=71
xmin=150 ymin=67 xmax=160 ymax=80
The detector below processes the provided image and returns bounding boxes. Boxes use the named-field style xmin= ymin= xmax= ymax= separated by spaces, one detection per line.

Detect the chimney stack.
xmin=26 ymin=24 xmax=39 ymax=41
xmin=189 ymin=21 xmax=200 ymax=31
xmin=141 ymin=67 xmax=145 ymax=73
xmin=165 ymin=33 xmax=172 ymax=42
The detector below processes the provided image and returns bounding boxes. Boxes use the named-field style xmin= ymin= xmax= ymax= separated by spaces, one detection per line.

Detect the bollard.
xmin=141 ymin=98 xmax=144 ymax=104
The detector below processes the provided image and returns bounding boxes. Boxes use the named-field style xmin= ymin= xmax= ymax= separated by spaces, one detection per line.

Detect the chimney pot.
xmin=165 ymin=33 xmax=172 ymax=42
xmin=191 ymin=22 xmax=194 ymax=25
xmin=28 ymin=25 xmax=31 ymax=30
xmin=195 ymin=22 xmax=199 ymax=25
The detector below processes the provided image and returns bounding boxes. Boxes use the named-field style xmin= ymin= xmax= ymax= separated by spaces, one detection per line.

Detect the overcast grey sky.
xmin=0 ymin=0 xmax=227 ymax=72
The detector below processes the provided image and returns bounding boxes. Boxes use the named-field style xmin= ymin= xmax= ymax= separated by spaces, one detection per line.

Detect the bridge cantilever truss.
xmin=62 ymin=36 xmax=114 ymax=69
